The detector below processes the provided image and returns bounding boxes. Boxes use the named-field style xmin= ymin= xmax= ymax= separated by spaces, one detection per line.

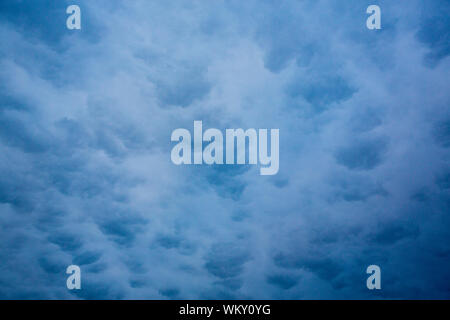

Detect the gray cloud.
xmin=0 ymin=0 xmax=449 ymax=299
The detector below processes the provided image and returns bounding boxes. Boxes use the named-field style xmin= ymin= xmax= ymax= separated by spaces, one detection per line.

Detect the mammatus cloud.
xmin=0 ymin=0 xmax=449 ymax=299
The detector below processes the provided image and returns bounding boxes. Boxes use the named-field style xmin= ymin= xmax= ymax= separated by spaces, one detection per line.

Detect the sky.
xmin=0 ymin=0 xmax=449 ymax=299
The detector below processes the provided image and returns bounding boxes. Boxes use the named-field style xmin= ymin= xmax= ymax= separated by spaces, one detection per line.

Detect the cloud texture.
xmin=0 ymin=0 xmax=449 ymax=299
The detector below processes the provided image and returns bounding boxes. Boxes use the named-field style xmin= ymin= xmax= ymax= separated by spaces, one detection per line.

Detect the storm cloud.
xmin=0 ymin=0 xmax=449 ymax=299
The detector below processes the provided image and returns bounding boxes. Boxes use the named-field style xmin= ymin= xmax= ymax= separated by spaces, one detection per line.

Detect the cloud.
xmin=335 ymin=137 xmax=388 ymax=171
xmin=0 ymin=0 xmax=449 ymax=299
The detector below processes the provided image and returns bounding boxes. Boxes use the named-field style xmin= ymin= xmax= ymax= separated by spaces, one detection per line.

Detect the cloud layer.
xmin=0 ymin=0 xmax=449 ymax=299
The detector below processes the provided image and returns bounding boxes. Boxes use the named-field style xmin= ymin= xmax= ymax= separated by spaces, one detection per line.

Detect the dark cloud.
xmin=416 ymin=0 xmax=450 ymax=66
xmin=369 ymin=223 xmax=420 ymax=246
xmin=73 ymin=251 xmax=102 ymax=266
xmin=0 ymin=0 xmax=449 ymax=299
xmin=205 ymin=242 xmax=250 ymax=279
xmin=335 ymin=138 xmax=388 ymax=171
xmin=266 ymin=273 xmax=299 ymax=290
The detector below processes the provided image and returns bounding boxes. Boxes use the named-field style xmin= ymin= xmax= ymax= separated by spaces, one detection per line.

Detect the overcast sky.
xmin=0 ymin=0 xmax=449 ymax=299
